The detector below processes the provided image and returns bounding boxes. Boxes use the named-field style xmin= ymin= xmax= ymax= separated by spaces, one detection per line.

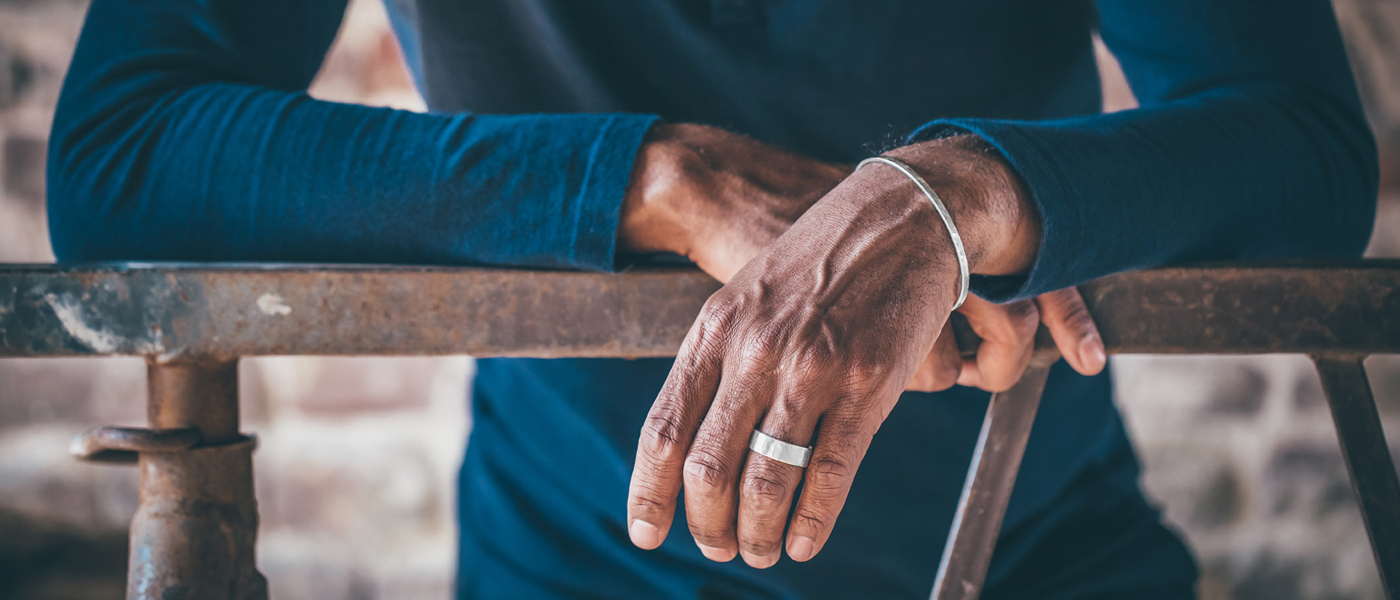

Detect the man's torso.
xmin=383 ymin=1 xmax=1138 ymax=597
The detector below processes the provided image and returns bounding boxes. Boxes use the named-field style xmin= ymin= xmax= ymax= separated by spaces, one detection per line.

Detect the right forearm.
xmin=50 ymin=78 xmax=656 ymax=268
xmin=51 ymin=0 xmax=662 ymax=271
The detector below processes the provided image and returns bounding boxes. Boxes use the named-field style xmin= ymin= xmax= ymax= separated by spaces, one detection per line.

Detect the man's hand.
xmin=907 ymin=288 xmax=1107 ymax=393
xmin=620 ymin=123 xmax=852 ymax=283
xmin=624 ymin=134 xmax=1101 ymax=569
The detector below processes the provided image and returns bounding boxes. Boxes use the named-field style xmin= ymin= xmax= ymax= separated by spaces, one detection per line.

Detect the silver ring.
xmin=748 ymin=429 xmax=812 ymax=468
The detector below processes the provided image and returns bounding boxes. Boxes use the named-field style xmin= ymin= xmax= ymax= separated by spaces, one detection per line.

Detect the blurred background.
xmin=0 ymin=0 xmax=1398 ymax=598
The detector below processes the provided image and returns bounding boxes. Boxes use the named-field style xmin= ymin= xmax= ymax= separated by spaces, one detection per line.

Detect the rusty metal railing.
xmin=2 ymin=261 xmax=1398 ymax=600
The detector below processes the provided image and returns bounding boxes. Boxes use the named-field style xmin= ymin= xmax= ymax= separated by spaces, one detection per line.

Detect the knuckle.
xmin=741 ymin=471 xmax=789 ymax=504
xmin=736 ymin=324 xmax=787 ymax=371
xmin=701 ymin=292 xmax=741 ymax=322
xmin=739 ymin=536 xmax=783 ymax=557
xmin=689 ymin=524 xmax=732 ymax=544
xmin=844 ymin=365 xmax=876 ymax=391
xmin=735 ymin=348 xmax=774 ymax=376
xmin=639 ymin=414 xmax=688 ymax=464
xmin=792 ymin=325 xmax=839 ymax=371
xmin=629 ymin=487 xmax=671 ymax=512
xmin=1063 ymin=304 xmax=1097 ymax=334
xmin=695 ymin=296 xmax=741 ymax=339
xmin=684 ymin=451 xmax=734 ymax=494
xmin=792 ymin=509 xmax=832 ymax=532
xmin=811 ymin=455 xmax=853 ymax=480
xmin=1047 ymin=304 xmax=1097 ymax=340
xmin=1012 ymin=304 xmax=1041 ymax=334
xmin=688 ymin=319 xmax=727 ymax=358
xmin=751 ymin=321 xmax=788 ymax=351
xmin=806 ymin=455 xmax=855 ymax=495
xmin=817 ymin=412 xmax=865 ymax=441
xmin=1041 ymin=290 xmax=1094 ymax=327
xmin=842 ymin=359 xmax=889 ymax=394
xmin=996 ymin=300 xmax=1040 ymax=337
xmin=768 ymin=393 xmax=807 ymax=420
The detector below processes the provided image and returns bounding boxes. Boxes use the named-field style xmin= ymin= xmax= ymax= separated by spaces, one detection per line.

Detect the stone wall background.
xmin=0 ymin=1 xmax=1397 ymax=599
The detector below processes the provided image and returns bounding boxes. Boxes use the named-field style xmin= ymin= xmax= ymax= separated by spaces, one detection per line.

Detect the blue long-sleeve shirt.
xmin=48 ymin=0 xmax=1377 ymax=598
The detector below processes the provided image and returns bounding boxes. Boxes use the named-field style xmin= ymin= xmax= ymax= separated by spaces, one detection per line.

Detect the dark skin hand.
xmin=619 ymin=123 xmax=1105 ymax=567
xmin=621 ymin=123 xmax=853 ymax=283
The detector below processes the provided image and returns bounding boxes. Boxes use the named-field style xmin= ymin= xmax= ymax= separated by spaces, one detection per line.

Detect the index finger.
xmin=627 ymin=312 xmax=726 ymax=550
xmin=1034 ymin=287 xmax=1105 ymax=376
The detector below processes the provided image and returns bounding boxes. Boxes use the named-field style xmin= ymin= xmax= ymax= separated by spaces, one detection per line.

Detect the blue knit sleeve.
xmin=46 ymin=0 xmax=658 ymax=270
xmin=909 ymin=0 xmax=1378 ymax=301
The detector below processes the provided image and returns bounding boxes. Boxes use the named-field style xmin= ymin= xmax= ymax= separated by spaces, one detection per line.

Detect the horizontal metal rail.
xmin=2 ymin=260 xmax=1399 ymax=360
xmin=2 ymin=260 xmax=1398 ymax=600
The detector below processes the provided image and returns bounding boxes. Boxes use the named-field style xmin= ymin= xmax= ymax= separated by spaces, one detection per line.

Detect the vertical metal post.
xmin=930 ymin=352 xmax=1057 ymax=600
xmin=1313 ymin=355 xmax=1400 ymax=600
xmin=127 ymin=359 xmax=267 ymax=600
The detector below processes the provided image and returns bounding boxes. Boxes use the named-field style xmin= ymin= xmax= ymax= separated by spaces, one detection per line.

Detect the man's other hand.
xmin=619 ymin=123 xmax=852 ymax=283
xmin=906 ymin=288 xmax=1106 ymax=393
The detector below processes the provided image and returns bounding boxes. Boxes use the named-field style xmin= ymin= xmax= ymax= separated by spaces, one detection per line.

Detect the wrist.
xmin=880 ymin=136 xmax=1040 ymax=276
xmin=620 ymin=123 xmax=703 ymax=258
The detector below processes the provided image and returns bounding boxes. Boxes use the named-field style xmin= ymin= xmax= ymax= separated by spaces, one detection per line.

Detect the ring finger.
xmin=684 ymin=370 xmax=773 ymax=562
xmin=736 ymin=392 xmax=821 ymax=568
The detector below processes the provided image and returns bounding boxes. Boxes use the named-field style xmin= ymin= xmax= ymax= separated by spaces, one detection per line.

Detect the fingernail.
xmin=697 ymin=543 xmax=736 ymax=562
xmin=629 ymin=520 xmax=662 ymax=549
xmin=740 ymin=549 xmax=778 ymax=569
xmin=1080 ymin=335 xmax=1106 ymax=371
xmin=789 ymin=536 xmax=815 ymax=562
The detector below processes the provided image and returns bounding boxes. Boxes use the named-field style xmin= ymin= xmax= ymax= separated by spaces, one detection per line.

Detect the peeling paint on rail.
xmin=255 ymin=293 xmax=292 ymax=316
xmin=44 ymin=292 xmax=123 ymax=353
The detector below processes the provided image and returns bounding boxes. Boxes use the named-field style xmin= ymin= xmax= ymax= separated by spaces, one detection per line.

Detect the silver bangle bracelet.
xmin=856 ymin=156 xmax=971 ymax=310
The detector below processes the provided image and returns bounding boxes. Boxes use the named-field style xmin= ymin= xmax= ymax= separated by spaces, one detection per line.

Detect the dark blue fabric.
xmin=47 ymin=0 xmax=1376 ymax=598
xmin=462 ymin=358 xmax=1150 ymax=599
